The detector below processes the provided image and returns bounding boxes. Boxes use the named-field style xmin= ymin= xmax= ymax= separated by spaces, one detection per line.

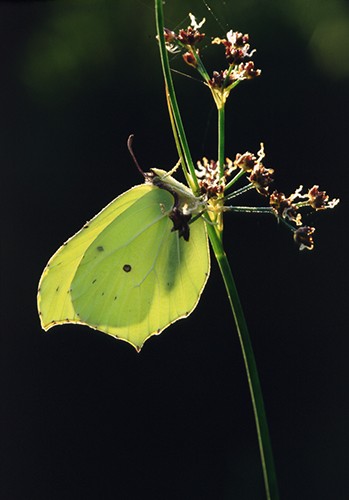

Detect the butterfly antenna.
xmin=127 ymin=134 xmax=146 ymax=178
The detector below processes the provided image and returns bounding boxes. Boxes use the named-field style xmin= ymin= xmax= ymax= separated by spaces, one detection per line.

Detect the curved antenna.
xmin=127 ymin=134 xmax=146 ymax=178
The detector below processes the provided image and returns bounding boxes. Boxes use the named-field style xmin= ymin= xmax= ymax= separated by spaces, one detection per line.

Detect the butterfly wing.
xmin=38 ymin=184 xmax=154 ymax=332
xmin=38 ymin=184 xmax=210 ymax=350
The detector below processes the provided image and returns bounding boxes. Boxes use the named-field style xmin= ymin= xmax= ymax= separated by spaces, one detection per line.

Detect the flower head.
xmin=195 ymin=157 xmax=236 ymax=198
xmin=248 ymin=164 xmax=274 ymax=196
xmin=233 ymin=151 xmax=257 ymax=172
xmin=178 ymin=26 xmax=205 ymax=46
xmin=177 ymin=13 xmax=205 ymax=46
xmin=269 ymin=190 xmax=302 ymax=226
xmin=307 ymin=185 xmax=340 ymax=210
xmin=293 ymin=226 xmax=315 ymax=251
xmin=182 ymin=51 xmax=197 ymax=68
xmin=208 ymin=69 xmax=236 ymax=88
xmin=237 ymin=61 xmax=261 ymax=80
xmin=162 ymin=14 xmax=205 ymax=54
xmin=212 ymin=29 xmax=257 ymax=65
xmin=163 ymin=28 xmax=181 ymax=54
xmin=195 ymin=158 xmax=222 ymax=197
xmin=234 ymin=144 xmax=273 ymax=195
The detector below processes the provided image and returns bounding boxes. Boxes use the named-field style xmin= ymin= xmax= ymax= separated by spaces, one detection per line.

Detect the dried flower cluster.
xmin=163 ymin=13 xmax=205 ymax=53
xmin=195 ymin=157 xmax=235 ymax=197
xmin=211 ymin=30 xmax=261 ymax=84
xmin=195 ymin=144 xmax=339 ymax=250
xmin=162 ymin=13 xmax=339 ymax=251
xmin=163 ymin=14 xmax=261 ymax=107
xmin=269 ymin=184 xmax=339 ymax=249
xmin=231 ymin=143 xmax=274 ymax=196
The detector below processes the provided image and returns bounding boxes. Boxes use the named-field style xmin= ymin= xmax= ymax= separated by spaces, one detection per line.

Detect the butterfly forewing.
xmin=38 ymin=185 xmax=155 ymax=329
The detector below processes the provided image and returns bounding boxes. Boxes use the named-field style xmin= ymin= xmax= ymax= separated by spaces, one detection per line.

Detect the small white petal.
xmin=327 ymin=198 xmax=340 ymax=208
xmin=165 ymin=43 xmax=181 ymax=54
xmin=189 ymin=13 xmax=206 ymax=30
xmin=226 ymin=30 xmax=234 ymax=44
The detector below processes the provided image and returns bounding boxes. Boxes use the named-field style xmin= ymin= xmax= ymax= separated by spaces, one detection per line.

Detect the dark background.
xmin=1 ymin=1 xmax=348 ymax=499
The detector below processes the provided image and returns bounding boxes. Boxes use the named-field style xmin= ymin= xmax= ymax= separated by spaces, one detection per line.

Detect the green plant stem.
xmin=155 ymin=1 xmax=199 ymax=194
xmin=224 ymin=183 xmax=254 ymax=201
xmin=225 ymin=169 xmax=246 ymax=192
xmin=218 ymin=106 xmax=225 ymax=179
xmin=207 ymin=225 xmax=279 ymax=500
xmin=192 ymin=49 xmax=211 ymax=82
xmin=165 ymin=90 xmax=190 ymax=187
xmin=224 ymin=206 xmax=274 ymax=214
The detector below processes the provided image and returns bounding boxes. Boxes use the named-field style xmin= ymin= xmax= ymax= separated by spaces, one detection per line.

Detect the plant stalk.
xmin=207 ymin=224 xmax=279 ymax=499
xmin=224 ymin=206 xmax=274 ymax=214
xmin=155 ymin=0 xmax=199 ymax=194
xmin=218 ymin=106 xmax=225 ymax=179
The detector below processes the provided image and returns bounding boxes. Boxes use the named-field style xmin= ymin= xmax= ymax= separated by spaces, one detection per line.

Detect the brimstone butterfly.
xmin=37 ymin=166 xmax=210 ymax=351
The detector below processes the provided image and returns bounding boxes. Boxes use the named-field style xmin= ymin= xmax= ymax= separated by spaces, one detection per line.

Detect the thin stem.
xmin=207 ymin=224 xmax=279 ymax=500
xmin=224 ymin=183 xmax=254 ymax=201
xmin=215 ymin=104 xmax=226 ymax=238
xmin=191 ymin=48 xmax=211 ymax=82
xmin=278 ymin=216 xmax=297 ymax=233
xmin=218 ymin=106 xmax=225 ymax=179
xmin=225 ymin=169 xmax=246 ymax=192
xmin=155 ymin=1 xmax=200 ymax=193
xmin=165 ymin=89 xmax=193 ymax=190
xmin=294 ymin=201 xmax=310 ymax=209
xmin=224 ymin=206 xmax=274 ymax=214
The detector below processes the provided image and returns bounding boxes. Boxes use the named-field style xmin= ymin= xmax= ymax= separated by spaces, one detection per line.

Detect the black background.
xmin=1 ymin=1 xmax=348 ymax=499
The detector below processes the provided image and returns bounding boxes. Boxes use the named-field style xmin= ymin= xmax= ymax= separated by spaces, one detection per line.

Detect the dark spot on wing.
xmin=101 ymin=292 xmax=105 ymax=296
xmin=92 ymin=279 xmax=97 ymax=284
xmin=123 ymin=264 xmax=132 ymax=272
xmin=114 ymin=296 xmax=117 ymax=300
xmin=56 ymin=286 xmax=59 ymax=292
xmin=97 ymin=246 xmax=104 ymax=252
xmin=83 ymin=223 xmax=89 ymax=229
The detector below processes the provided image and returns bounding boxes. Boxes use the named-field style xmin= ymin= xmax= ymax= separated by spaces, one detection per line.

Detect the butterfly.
xmin=38 ymin=162 xmax=210 ymax=351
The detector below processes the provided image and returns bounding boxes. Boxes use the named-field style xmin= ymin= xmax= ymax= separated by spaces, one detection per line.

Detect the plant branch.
xmin=218 ymin=106 xmax=225 ymax=179
xmin=224 ymin=206 xmax=274 ymax=214
xmin=155 ymin=0 xmax=199 ymax=194
xmin=207 ymin=224 xmax=279 ymax=500
xmin=225 ymin=169 xmax=246 ymax=192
